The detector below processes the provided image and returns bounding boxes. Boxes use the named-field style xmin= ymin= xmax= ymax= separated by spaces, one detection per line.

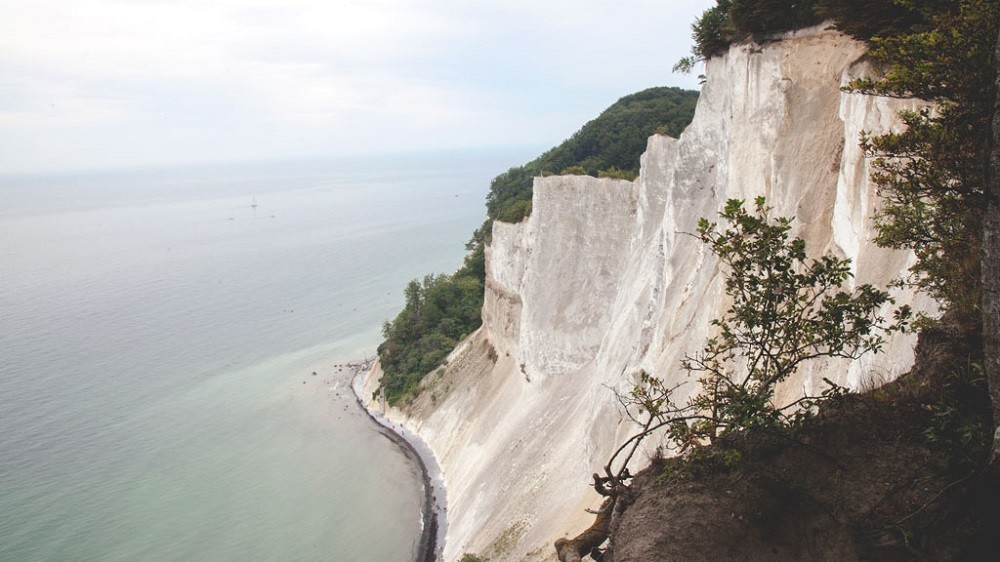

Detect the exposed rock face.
xmin=363 ymin=25 xmax=936 ymax=561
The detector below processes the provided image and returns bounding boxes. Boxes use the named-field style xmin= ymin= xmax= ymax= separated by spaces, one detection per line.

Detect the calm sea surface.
xmin=0 ymin=151 xmax=525 ymax=561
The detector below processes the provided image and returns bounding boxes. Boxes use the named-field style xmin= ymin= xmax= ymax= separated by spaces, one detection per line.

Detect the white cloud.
xmin=0 ymin=0 xmax=714 ymax=173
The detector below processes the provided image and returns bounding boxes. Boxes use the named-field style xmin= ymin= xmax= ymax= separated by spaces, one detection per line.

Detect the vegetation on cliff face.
xmin=377 ymin=270 xmax=483 ymax=405
xmin=676 ymin=1 xmax=970 ymax=70
xmin=849 ymin=0 xmax=998 ymax=319
xmin=846 ymin=0 xmax=1000 ymax=478
xmin=377 ymin=87 xmax=698 ymax=406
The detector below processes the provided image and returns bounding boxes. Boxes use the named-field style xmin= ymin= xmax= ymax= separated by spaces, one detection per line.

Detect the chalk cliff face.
xmin=364 ymin=25 xmax=935 ymax=562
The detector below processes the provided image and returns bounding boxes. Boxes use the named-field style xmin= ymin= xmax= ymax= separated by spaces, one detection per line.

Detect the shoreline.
xmin=348 ymin=359 xmax=446 ymax=562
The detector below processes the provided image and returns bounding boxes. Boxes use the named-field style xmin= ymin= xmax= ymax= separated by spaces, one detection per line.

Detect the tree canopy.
xmin=378 ymin=271 xmax=483 ymax=405
xmin=844 ymin=0 xmax=998 ymax=319
xmin=679 ymin=1 xmax=959 ymax=65
xmin=485 ymin=87 xmax=699 ymax=224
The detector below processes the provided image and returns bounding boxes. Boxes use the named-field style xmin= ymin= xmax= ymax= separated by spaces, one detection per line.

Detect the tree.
xmin=840 ymin=0 xmax=999 ymax=465
xmin=378 ymin=272 xmax=483 ymax=405
xmin=679 ymin=198 xmax=905 ymax=439
xmin=847 ymin=0 xmax=999 ymax=319
xmin=815 ymin=0 xmax=923 ymax=40
xmin=676 ymin=0 xmax=824 ymax=70
xmin=986 ymin=23 xmax=1000 ymax=469
xmin=728 ymin=0 xmax=820 ymax=41
xmin=558 ymin=198 xmax=905 ymax=561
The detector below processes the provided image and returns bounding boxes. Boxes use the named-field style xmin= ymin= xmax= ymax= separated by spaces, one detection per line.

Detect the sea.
xmin=0 ymin=150 xmax=528 ymax=561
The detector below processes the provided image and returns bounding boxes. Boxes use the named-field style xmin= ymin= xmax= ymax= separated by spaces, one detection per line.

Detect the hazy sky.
xmin=1 ymin=0 xmax=714 ymax=174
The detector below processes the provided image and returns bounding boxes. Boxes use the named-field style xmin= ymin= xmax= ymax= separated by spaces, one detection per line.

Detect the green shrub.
xmin=692 ymin=1 xmax=734 ymax=59
xmin=846 ymin=0 xmax=998 ymax=320
xmin=378 ymin=273 xmax=483 ymax=405
xmin=815 ymin=0 xmax=923 ymax=40
xmin=560 ymin=165 xmax=588 ymax=176
xmin=680 ymin=197 xmax=906 ymax=439
xmin=496 ymin=200 xmax=532 ymax=223
xmin=598 ymin=167 xmax=638 ymax=181
xmin=684 ymin=447 xmax=743 ymax=477
xmin=607 ymin=199 xmax=907 ymax=480
xmin=681 ymin=0 xmax=823 ymax=64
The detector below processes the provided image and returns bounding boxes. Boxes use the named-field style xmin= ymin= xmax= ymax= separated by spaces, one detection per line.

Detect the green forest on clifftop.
xmin=484 ymin=87 xmax=698 ymax=224
xmin=376 ymin=86 xmax=698 ymax=405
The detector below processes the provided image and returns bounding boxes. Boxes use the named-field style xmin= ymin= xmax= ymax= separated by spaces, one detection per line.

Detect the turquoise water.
xmin=0 ymin=151 xmax=523 ymax=561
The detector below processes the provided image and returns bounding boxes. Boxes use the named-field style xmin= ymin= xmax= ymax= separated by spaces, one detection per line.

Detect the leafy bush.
xmin=378 ymin=271 xmax=483 ymax=405
xmin=692 ymin=1 xmax=734 ymax=59
xmin=680 ymin=0 xmax=824 ymax=63
xmin=728 ymin=0 xmax=822 ymax=41
xmin=679 ymin=0 xmax=932 ymax=69
xmin=815 ymin=0 xmax=924 ymax=40
xmin=845 ymin=0 xmax=998 ymax=319
xmin=606 ymin=199 xmax=907 ymax=479
xmin=598 ymin=167 xmax=639 ymax=181
xmin=560 ymin=165 xmax=589 ymax=176
xmin=679 ymin=198 xmax=907 ymax=439
xmin=496 ymin=199 xmax=532 ymax=224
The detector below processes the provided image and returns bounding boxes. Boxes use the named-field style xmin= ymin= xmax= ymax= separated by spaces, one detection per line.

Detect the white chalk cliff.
xmin=362 ymin=25 xmax=936 ymax=562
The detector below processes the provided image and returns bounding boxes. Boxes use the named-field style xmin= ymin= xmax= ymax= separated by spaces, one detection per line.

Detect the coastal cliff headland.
xmin=368 ymin=24 xmax=949 ymax=561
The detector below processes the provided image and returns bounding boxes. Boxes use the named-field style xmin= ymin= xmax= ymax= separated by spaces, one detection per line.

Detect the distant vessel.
xmin=251 ymin=196 xmax=258 ymax=210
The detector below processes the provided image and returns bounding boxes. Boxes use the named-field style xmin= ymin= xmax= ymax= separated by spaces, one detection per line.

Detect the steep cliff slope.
xmin=363 ymin=25 xmax=936 ymax=561
xmin=608 ymin=316 xmax=993 ymax=561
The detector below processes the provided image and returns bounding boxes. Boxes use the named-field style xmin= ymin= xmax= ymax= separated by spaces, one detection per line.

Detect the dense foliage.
xmin=848 ymin=0 xmax=999 ymax=319
xmin=677 ymin=0 xmax=953 ymax=66
xmin=682 ymin=198 xmax=906 ymax=438
xmin=485 ymin=87 xmax=698 ymax=224
xmin=678 ymin=0 xmax=824 ymax=64
xmin=377 ymin=87 xmax=699 ymax=405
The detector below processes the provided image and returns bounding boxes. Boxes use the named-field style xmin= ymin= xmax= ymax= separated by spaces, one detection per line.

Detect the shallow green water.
xmin=0 ymin=151 xmax=524 ymax=561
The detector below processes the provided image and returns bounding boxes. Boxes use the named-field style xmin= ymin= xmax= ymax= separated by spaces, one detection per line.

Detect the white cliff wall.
xmin=364 ymin=25 xmax=935 ymax=562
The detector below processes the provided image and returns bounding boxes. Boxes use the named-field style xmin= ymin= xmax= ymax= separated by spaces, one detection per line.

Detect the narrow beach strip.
xmin=350 ymin=359 xmax=447 ymax=562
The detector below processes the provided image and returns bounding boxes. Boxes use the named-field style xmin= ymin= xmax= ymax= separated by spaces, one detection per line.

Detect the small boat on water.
xmin=250 ymin=196 xmax=258 ymax=210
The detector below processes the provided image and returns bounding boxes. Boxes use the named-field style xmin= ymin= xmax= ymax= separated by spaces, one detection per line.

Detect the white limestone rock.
xmin=369 ymin=25 xmax=937 ymax=561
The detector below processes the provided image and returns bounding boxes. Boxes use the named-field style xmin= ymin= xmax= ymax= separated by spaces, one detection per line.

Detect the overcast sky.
xmin=0 ymin=0 xmax=714 ymax=174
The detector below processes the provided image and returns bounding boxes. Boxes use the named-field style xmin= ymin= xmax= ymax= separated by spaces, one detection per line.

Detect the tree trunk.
xmin=986 ymin=26 xmax=1000 ymax=469
xmin=555 ymin=498 xmax=612 ymax=562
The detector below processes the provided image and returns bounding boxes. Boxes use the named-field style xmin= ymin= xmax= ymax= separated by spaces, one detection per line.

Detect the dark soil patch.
xmin=607 ymin=319 xmax=999 ymax=561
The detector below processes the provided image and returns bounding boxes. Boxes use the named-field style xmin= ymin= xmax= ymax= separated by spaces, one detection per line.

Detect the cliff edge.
xmin=364 ymin=25 xmax=938 ymax=561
